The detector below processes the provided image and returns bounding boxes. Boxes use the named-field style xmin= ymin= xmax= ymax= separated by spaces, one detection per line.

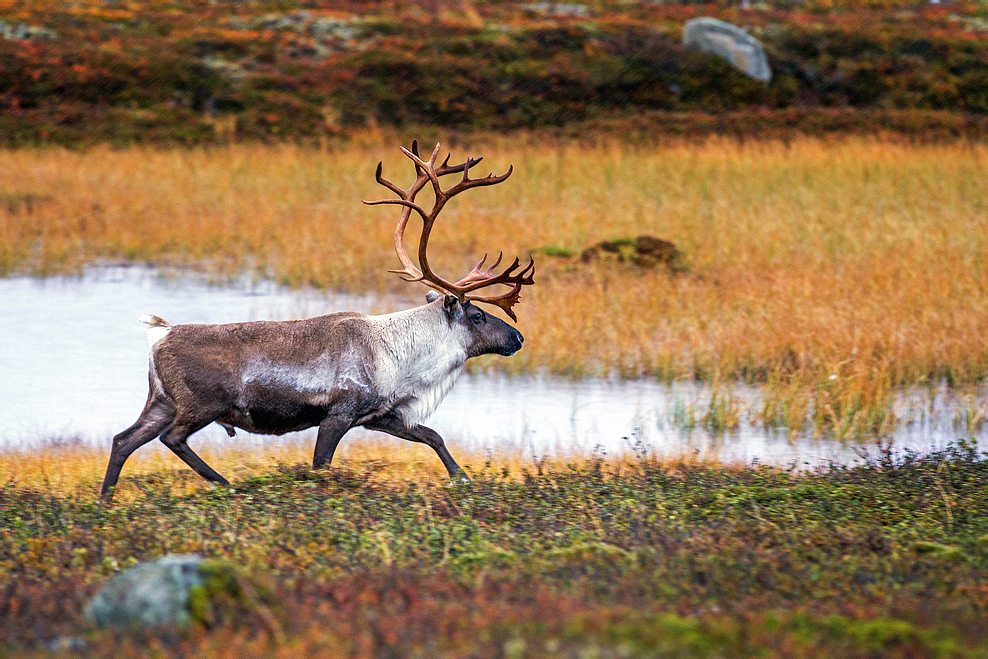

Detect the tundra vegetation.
xmin=2 ymin=0 xmax=988 ymax=654
xmin=1 ymin=441 xmax=987 ymax=654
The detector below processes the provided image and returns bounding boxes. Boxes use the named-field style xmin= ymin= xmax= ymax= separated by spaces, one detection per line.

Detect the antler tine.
xmin=373 ymin=162 xmax=405 ymax=198
xmin=466 ymin=255 xmax=535 ymax=322
xmin=454 ymin=252 xmax=502 ymax=287
xmin=399 ymin=144 xmax=445 ymax=197
xmin=387 ymin=268 xmax=419 ymax=282
xmin=437 ymin=154 xmax=483 ymax=176
xmin=469 ymin=293 xmax=523 ymax=322
xmin=363 ymin=197 xmax=433 ymax=224
xmin=465 ymin=274 xmax=533 ymax=322
xmin=409 ymin=139 xmax=425 ymax=176
xmin=399 ymin=144 xmax=511 ymax=201
xmin=398 ymin=142 xmax=441 ymax=168
xmin=456 ymin=254 xmax=535 ymax=294
xmin=445 ymin=164 xmax=513 ymax=198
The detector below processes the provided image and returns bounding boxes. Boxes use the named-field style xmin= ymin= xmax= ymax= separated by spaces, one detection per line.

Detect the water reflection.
xmin=0 ymin=266 xmax=981 ymax=466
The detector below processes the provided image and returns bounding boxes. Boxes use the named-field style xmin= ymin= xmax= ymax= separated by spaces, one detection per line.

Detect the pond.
xmin=0 ymin=266 xmax=981 ymax=466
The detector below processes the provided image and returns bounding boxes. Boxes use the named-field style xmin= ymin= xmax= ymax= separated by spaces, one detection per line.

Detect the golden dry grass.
xmin=0 ymin=439 xmax=412 ymax=500
xmin=1 ymin=136 xmax=986 ymax=434
xmin=0 ymin=435 xmax=705 ymax=501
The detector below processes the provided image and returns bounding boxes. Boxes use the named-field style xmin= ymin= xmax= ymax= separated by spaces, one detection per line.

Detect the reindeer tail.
xmin=138 ymin=315 xmax=172 ymax=348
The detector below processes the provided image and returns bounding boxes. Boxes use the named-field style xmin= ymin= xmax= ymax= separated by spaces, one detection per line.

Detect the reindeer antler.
xmin=362 ymin=141 xmax=535 ymax=321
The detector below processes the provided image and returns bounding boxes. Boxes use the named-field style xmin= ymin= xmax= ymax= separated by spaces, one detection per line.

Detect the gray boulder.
xmin=84 ymin=555 xmax=205 ymax=628
xmin=0 ymin=21 xmax=58 ymax=41
xmin=522 ymin=3 xmax=589 ymax=17
xmin=684 ymin=18 xmax=771 ymax=83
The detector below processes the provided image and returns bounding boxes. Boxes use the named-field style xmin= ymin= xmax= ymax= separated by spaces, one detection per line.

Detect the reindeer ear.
xmin=426 ymin=291 xmax=441 ymax=303
xmin=443 ymin=294 xmax=459 ymax=320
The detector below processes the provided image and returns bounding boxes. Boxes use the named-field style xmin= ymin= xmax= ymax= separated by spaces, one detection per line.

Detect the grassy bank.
xmin=2 ymin=138 xmax=987 ymax=436
xmin=1 ymin=441 xmax=986 ymax=655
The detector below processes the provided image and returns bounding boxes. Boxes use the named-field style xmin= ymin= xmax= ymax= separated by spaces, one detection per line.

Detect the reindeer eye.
xmin=471 ymin=311 xmax=485 ymax=325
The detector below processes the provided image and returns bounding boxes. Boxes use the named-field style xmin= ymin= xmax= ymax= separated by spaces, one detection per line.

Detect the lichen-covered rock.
xmin=0 ymin=21 xmax=57 ymax=41
xmin=684 ymin=18 xmax=771 ymax=83
xmin=84 ymin=555 xmax=280 ymax=632
xmin=580 ymin=235 xmax=686 ymax=272
xmin=84 ymin=555 xmax=205 ymax=628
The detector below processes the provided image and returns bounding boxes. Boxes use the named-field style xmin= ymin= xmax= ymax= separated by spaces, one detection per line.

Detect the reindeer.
xmin=99 ymin=142 xmax=535 ymax=501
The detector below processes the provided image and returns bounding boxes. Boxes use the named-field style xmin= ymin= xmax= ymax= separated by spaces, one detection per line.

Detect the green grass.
xmin=2 ymin=441 xmax=986 ymax=655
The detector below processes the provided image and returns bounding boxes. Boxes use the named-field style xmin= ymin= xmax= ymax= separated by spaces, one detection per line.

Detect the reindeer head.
xmin=419 ymin=290 xmax=523 ymax=357
xmin=364 ymin=142 xmax=534 ymax=358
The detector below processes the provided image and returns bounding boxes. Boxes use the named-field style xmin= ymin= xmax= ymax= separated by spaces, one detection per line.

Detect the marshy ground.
xmin=2 ymin=137 xmax=986 ymax=436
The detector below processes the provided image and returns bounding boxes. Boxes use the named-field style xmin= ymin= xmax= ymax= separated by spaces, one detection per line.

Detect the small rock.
xmin=0 ymin=21 xmax=57 ymax=41
xmin=45 ymin=636 xmax=87 ymax=652
xmin=631 ymin=235 xmax=679 ymax=268
xmin=580 ymin=235 xmax=685 ymax=272
xmin=684 ymin=17 xmax=771 ymax=83
xmin=84 ymin=554 xmax=205 ymax=628
xmin=522 ymin=3 xmax=588 ymax=17
xmin=85 ymin=555 xmax=280 ymax=633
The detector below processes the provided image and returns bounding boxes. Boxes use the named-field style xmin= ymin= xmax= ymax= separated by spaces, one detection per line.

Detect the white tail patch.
xmin=138 ymin=314 xmax=172 ymax=348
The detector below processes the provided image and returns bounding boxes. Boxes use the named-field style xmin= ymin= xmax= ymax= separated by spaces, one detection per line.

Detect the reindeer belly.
xmin=231 ymin=354 xmax=376 ymax=434
xmin=227 ymin=384 xmax=329 ymax=434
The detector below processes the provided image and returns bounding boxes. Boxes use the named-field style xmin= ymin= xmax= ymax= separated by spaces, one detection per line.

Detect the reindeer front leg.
xmin=313 ymin=414 xmax=356 ymax=470
xmin=364 ymin=415 xmax=469 ymax=480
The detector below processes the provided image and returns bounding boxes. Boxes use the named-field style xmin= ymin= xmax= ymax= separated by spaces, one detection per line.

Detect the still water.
xmin=0 ymin=267 xmax=981 ymax=466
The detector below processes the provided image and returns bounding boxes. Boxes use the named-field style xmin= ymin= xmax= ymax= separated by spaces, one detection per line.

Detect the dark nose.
xmin=510 ymin=328 xmax=524 ymax=352
xmin=500 ymin=327 xmax=525 ymax=356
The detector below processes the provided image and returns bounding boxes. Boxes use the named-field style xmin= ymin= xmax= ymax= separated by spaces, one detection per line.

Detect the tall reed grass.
xmin=1 ymin=137 xmax=985 ymax=434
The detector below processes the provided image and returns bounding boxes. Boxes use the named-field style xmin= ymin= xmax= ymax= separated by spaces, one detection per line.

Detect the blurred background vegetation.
xmin=1 ymin=0 xmax=986 ymax=146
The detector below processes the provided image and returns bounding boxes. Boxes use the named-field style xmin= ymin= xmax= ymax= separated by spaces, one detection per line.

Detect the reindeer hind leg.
xmin=100 ymin=399 xmax=174 ymax=501
xmin=158 ymin=419 xmax=230 ymax=487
